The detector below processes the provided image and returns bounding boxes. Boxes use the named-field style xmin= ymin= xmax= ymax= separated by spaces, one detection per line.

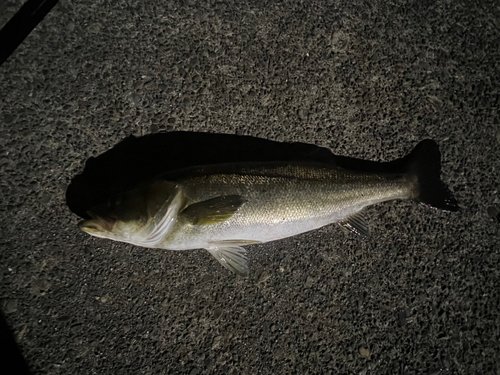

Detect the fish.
xmin=79 ymin=139 xmax=458 ymax=276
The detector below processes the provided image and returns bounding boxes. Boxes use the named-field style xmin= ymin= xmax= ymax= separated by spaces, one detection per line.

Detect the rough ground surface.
xmin=1 ymin=0 xmax=499 ymax=374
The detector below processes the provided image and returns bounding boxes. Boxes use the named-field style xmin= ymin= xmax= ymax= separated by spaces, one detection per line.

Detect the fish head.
xmin=79 ymin=180 xmax=179 ymax=246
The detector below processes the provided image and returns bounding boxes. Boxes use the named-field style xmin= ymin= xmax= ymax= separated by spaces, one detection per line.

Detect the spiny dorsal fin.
xmin=181 ymin=195 xmax=246 ymax=225
xmin=339 ymin=211 xmax=369 ymax=237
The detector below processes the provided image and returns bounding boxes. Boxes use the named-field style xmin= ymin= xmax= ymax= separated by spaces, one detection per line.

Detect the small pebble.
xmin=359 ymin=347 xmax=371 ymax=358
xmin=5 ymin=299 xmax=18 ymax=313
xmin=305 ymin=276 xmax=315 ymax=288
xmin=258 ymin=270 xmax=271 ymax=283
xmin=487 ymin=206 xmax=499 ymax=221
xmin=201 ymin=274 xmax=214 ymax=283
xmin=100 ymin=294 xmax=110 ymax=304
xmin=128 ymin=92 xmax=141 ymax=106
xmin=213 ymin=308 xmax=222 ymax=319
xmin=4 ymin=114 xmax=13 ymax=123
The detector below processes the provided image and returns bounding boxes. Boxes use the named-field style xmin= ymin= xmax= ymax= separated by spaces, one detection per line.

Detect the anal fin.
xmin=339 ymin=211 xmax=369 ymax=237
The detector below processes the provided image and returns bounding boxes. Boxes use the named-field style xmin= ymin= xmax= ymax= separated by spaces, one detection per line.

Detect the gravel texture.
xmin=1 ymin=0 xmax=499 ymax=374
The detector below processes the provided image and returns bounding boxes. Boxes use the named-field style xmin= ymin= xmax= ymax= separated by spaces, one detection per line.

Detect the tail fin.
xmin=402 ymin=139 xmax=459 ymax=211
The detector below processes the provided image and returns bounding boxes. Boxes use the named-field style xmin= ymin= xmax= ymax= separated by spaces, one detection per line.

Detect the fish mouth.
xmin=79 ymin=215 xmax=116 ymax=235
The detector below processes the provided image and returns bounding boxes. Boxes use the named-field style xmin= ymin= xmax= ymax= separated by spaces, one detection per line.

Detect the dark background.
xmin=1 ymin=0 xmax=499 ymax=374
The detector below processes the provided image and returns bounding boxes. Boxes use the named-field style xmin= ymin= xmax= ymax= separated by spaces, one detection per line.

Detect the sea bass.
xmin=79 ymin=139 xmax=458 ymax=276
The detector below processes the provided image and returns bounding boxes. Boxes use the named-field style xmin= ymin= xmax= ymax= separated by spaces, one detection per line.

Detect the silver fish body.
xmin=79 ymin=140 xmax=458 ymax=276
xmin=158 ymin=163 xmax=416 ymax=250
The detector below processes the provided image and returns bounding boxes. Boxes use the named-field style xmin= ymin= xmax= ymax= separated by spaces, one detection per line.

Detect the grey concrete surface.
xmin=1 ymin=0 xmax=499 ymax=374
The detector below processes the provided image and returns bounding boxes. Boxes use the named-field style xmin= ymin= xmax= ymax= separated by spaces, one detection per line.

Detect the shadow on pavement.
xmin=66 ymin=131 xmax=391 ymax=219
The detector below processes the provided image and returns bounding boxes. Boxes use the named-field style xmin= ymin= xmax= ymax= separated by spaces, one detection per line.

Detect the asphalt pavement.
xmin=1 ymin=0 xmax=499 ymax=374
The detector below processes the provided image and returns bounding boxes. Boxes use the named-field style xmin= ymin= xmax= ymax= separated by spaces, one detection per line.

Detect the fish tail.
xmin=402 ymin=139 xmax=459 ymax=211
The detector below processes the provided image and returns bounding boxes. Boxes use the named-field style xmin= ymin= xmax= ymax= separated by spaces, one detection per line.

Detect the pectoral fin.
xmin=181 ymin=195 xmax=246 ymax=225
xmin=339 ymin=211 xmax=369 ymax=237
xmin=206 ymin=246 xmax=249 ymax=277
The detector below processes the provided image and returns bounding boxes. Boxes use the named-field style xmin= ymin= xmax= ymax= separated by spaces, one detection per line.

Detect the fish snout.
xmin=79 ymin=217 xmax=115 ymax=236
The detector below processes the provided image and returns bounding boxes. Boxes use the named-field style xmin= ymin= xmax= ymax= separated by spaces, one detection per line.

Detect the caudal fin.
xmin=403 ymin=139 xmax=459 ymax=211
